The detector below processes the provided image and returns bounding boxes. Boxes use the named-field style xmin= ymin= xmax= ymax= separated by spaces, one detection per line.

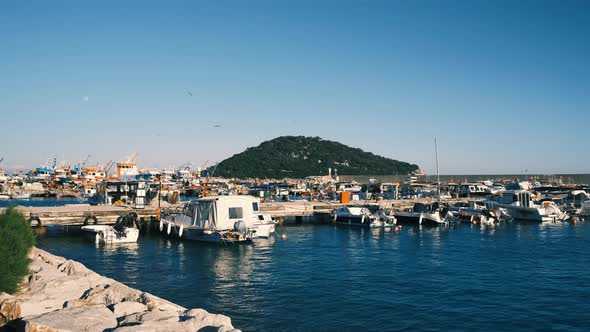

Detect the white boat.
xmin=393 ymin=203 xmax=448 ymax=226
xmin=82 ymin=225 xmax=140 ymax=244
xmin=448 ymin=201 xmax=507 ymax=224
xmin=484 ymin=190 xmax=568 ymax=222
xmin=252 ymin=212 xmax=276 ymax=238
xmin=161 ymin=195 xmax=262 ymax=243
xmin=581 ymin=201 xmax=590 ymax=217
xmin=0 ymin=194 xmax=10 ymax=200
xmin=11 ymin=193 xmax=31 ymax=200
xmin=81 ymin=213 xmax=140 ymax=244
xmin=333 ymin=206 xmax=396 ymax=228
xmin=337 ymin=182 xmax=363 ymax=193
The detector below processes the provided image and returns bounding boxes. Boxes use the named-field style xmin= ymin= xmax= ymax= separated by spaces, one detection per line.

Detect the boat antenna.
xmin=434 ymin=138 xmax=440 ymax=202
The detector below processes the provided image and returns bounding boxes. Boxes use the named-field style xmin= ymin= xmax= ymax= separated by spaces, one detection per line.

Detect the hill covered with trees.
xmin=212 ymin=136 xmax=419 ymax=178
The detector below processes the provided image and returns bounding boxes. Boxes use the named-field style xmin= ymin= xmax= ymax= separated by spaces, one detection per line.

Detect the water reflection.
xmin=97 ymin=242 xmax=139 ymax=255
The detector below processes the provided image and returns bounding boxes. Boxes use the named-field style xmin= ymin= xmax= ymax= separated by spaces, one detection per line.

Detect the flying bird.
xmin=213 ymin=124 xmax=221 ymax=128
xmin=184 ymin=88 xmax=193 ymax=96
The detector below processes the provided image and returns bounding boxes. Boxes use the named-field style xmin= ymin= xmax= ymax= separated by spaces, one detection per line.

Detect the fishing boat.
xmin=81 ymin=214 xmax=140 ymax=244
xmin=484 ymin=190 xmax=568 ymax=222
xmin=0 ymin=194 xmax=10 ymax=200
xmin=161 ymin=195 xmax=262 ymax=243
xmin=333 ymin=205 xmax=396 ymax=228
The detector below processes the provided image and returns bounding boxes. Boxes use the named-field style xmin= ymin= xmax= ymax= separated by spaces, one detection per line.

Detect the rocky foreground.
xmin=0 ymin=247 xmax=239 ymax=332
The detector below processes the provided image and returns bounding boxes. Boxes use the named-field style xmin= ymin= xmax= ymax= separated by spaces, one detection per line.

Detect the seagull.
xmin=184 ymin=88 xmax=193 ymax=96
xmin=213 ymin=124 xmax=221 ymax=128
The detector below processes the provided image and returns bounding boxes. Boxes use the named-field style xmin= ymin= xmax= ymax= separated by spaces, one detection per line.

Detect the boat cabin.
xmin=459 ymin=183 xmax=491 ymax=197
xmin=493 ymin=190 xmax=533 ymax=207
xmin=185 ymin=196 xmax=259 ymax=231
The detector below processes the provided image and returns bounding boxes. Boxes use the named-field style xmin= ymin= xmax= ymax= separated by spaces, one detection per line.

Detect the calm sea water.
xmin=37 ymin=220 xmax=590 ymax=332
xmin=0 ymin=197 xmax=83 ymax=208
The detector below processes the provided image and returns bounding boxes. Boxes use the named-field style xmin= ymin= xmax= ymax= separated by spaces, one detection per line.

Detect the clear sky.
xmin=1 ymin=0 xmax=588 ymax=174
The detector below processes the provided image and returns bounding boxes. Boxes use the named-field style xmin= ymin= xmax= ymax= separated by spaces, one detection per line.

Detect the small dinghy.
xmin=82 ymin=213 xmax=140 ymax=244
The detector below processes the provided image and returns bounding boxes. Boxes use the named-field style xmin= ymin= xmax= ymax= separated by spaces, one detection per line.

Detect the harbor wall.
xmin=0 ymin=247 xmax=240 ymax=332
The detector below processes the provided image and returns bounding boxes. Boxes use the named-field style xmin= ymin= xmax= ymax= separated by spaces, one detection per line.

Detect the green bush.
xmin=0 ymin=207 xmax=36 ymax=294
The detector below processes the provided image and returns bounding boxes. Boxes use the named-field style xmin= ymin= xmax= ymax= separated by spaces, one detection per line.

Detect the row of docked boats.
xmin=80 ymin=195 xmax=277 ymax=245
xmin=332 ymin=189 xmax=574 ymax=228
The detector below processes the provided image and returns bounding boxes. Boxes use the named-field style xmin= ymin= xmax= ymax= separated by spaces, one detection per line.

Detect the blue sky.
xmin=1 ymin=0 xmax=588 ymax=174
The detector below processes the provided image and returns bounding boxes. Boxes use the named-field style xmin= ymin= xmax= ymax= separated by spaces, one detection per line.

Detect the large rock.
xmin=138 ymin=292 xmax=185 ymax=312
xmin=111 ymin=302 xmax=148 ymax=318
xmin=0 ymin=248 xmax=240 ymax=332
xmin=21 ymin=305 xmax=117 ymax=332
xmin=0 ymin=293 xmax=19 ymax=325
xmin=118 ymin=307 xmax=180 ymax=326
xmin=181 ymin=309 xmax=236 ymax=332
xmin=80 ymin=281 xmax=142 ymax=306
xmin=0 ymin=293 xmax=20 ymax=326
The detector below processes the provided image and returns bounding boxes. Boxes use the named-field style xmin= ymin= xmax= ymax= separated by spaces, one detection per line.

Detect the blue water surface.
xmin=37 ymin=221 xmax=590 ymax=332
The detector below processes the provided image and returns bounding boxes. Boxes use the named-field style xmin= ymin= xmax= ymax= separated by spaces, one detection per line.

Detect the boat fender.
xmin=167 ymin=222 xmax=172 ymax=235
xmin=361 ymin=214 xmax=366 ymax=224
xmin=28 ymin=216 xmax=42 ymax=228
xmin=95 ymin=232 xmax=100 ymax=244
xmin=179 ymin=224 xmax=184 ymax=237
xmin=159 ymin=219 xmax=163 ymax=232
xmin=84 ymin=216 xmax=98 ymax=225
xmin=419 ymin=213 xmax=423 ymax=225
xmin=333 ymin=213 xmax=337 ymax=222
xmin=234 ymin=220 xmax=247 ymax=234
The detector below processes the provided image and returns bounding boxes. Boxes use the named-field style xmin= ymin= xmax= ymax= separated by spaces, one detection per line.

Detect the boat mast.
xmin=435 ymin=138 xmax=440 ymax=202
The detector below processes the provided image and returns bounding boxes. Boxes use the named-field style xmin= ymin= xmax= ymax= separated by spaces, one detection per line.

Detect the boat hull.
xmin=393 ymin=212 xmax=445 ymax=226
xmin=181 ymin=228 xmax=252 ymax=243
xmin=334 ymin=216 xmax=396 ymax=228
xmin=81 ymin=225 xmax=139 ymax=244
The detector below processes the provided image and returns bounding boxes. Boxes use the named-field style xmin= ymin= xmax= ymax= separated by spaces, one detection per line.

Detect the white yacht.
xmin=161 ymin=195 xmax=273 ymax=243
xmin=333 ymin=205 xmax=396 ymax=228
xmin=393 ymin=203 xmax=448 ymax=226
xmin=484 ymin=190 xmax=568 ymax=222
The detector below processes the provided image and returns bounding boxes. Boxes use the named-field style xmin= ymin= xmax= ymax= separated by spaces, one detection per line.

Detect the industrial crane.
xmin=127 ymin=152 xmax=138 ymax=164
xmin=197 ymin=160 xmax=209 ymax=178
xmin=104 ymin=160 xmax=114 ymax=177
xmin=81 ymin=154 xmax=91 ymax=169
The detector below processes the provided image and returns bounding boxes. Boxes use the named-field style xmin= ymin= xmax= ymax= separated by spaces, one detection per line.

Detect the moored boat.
xmin=484 ymin=190 xmax=568 ymax=222
xmin=161 ymin=195 xmax=262 ymax=243
xmin=81 ymin=214 xmax=140 ymax=244
xmin=393 ymin=203 xmax=448 ymax=226
xmin=333 ymin=205 xmax=396 ymax=228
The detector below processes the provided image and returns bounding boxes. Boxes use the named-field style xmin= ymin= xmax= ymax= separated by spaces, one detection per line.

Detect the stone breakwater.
xmin=0 ymin=247 xmax=240 ymax=332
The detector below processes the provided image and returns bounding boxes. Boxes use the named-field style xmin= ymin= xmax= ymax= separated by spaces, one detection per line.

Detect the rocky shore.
xmin=0 ymin=247 xmax=239 ymax=332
